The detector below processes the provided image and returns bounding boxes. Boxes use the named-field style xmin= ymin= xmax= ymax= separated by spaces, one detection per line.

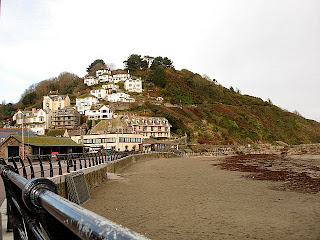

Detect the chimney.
xmin=32 ymin=108 xmax=36 ymax=114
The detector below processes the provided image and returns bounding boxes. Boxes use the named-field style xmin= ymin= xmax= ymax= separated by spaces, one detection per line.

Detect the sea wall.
xmin=50 ymin=152 xmax=179 ymax=198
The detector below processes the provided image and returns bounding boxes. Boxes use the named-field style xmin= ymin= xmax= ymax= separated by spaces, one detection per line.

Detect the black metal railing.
xmin=2 ymin=152 xmax=130 ymax=180
xmin=0 ymin=159 xmax=148 ymax=240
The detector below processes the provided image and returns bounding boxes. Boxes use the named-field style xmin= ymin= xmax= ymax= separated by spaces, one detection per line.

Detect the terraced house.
xmin=125 ymin=116 xmax=172 ymax=138
xmin=12 ymin=108 xmax=49 ymax=135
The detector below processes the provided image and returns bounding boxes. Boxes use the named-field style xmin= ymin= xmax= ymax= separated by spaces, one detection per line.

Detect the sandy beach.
xmin=84 ymin=155 xmax=320 ymax=240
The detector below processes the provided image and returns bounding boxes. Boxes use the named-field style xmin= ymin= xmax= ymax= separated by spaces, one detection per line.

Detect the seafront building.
xmin=71 ymin=132 xmax=143 ymax=152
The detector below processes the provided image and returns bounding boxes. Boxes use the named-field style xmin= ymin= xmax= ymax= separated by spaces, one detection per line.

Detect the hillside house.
xmin=90 ymin=116 xmax=172 ymax=139
xmin=124 ymin=78 xmax=142 ymax=93
xmin=107 ymin=92 xmax=135 ymax=103
xmin=76 ymin=96 xmax=98 ymax=114
xmin=12 ymin=109 xmax=48 ymax=135
xmin=43 ymin=94 xmax=71 ymax=111
xmin=50 ymin=108 xmax=80 ymax=129
xmin=125 ymin=116 xmax=172 ymax=138
xmin=112 ymin=69 xmax=130 ymax=82
xmin=84 ymin=76 xmax=98 ymax=86
xmin=96 ymin=68 xmax=111 ymax=77
xmin=85 ymin=105 xmax=113 ymax=120
xmin=90 ymin=89 xmax=108 ymax=99
xmin=102 ymin=83 xmax=119 ymax=93
xmin=98 ymin=74 xmax=112 ymax=83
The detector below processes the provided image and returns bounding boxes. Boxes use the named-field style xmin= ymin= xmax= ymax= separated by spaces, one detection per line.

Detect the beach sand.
xmin=84 ymin=155 xmax=320 ymax=240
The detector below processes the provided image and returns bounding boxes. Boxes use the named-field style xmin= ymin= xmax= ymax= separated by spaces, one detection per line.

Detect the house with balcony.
xmin=125 ymin=116 xmax=172 ymax=138
xmin=111 ymin=69 xmax=130 ymax=82
xmin=96 ymin=68 xmax=111 ymax=77
xmin=85 ymin=105 xmax=113 ymax=120
xmin=102 ymin=83 xmax=119 ymax=93
xmin=90 ymin=116 xmax=172 ymax=139
xmin=107 ymin=92 xmax=135 ymax=103
xmin=75 ymin=95 xmax=98 ymax=114
xmin=90 ymin=88 xmax=107 ymax=99
xmin=50 ymin=108 xmax=80 ymax=129
xmin=84 ymin=76 xmax=98 ymax=86
xmin=12 ymin=109 xmax=49 ymax=135
xmin=43 ymin=94 xmax=71 ymax=112
xmin=124 ymin=78 xmax=142 ymax=93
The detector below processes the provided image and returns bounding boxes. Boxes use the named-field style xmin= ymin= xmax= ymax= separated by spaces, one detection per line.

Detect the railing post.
xmin=66 ymin=154 xmax=71 ymax=173
xmin=56 ymin=154 xmax=63 ymax=176
xmin=98 ymin=152 xmax=102 ymax=164
xmin=91 ymin=153 xmax=95 ymax=166
xmin=72 ymin=153 xmax=77 ymax=172
xmin=16 ymin=156 xmax=28 ymax=179
xmin=47 ymin=155 xmax=54 ymax=177
xmin=94 ymin=153 xmax=98 ymax=165
xmin=35 ymin=155 xmax=45 ymax=178
xmin=84 ymin=153 xmax=88 ymax=168
xmin=9 ymin=156 xmax=19 ymax=174
xmin=26 ymin=156 xmax=35 ymax=179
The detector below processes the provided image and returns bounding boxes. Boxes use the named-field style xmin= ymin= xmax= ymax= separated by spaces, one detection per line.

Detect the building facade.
xmin=85 ymin=105 xmax=113 ymax=120
xmin=84 ymin=76 xmax=98 ymax=86
xmin=76 ymin=96 xmax=98 ymax=114
xmin=71 ymin=132 xmax=143 ymax=152
xmin=107 ymin=92 xmax=135 ymax=103
xmin=12 ymin=109 xmax=48 ymax=135
xmin=50 ymin=108 xmax=80 ymax=129
xmin=126 ymin=116 xmax=172 ymax=138
xmin=43 ymin=94 xmax=71 ymax=111
xmin=90 ymin=89 xmax=107 ymax=99
xmin=124 ymin=78 xmax=142 ymax=93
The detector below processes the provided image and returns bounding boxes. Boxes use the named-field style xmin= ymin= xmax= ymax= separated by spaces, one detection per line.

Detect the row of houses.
xmin=84 ymin=69 xmax=136 ymax=86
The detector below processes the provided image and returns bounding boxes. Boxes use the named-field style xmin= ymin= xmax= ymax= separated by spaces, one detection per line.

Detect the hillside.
xmin=130 ymin=68 xmax=320 ymax=145
xmin=1 ymin=58 xmax=320 ymax=145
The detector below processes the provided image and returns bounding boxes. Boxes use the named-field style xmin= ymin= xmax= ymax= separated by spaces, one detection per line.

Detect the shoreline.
xmin=84 ymin=154 xmax=320 ymax=239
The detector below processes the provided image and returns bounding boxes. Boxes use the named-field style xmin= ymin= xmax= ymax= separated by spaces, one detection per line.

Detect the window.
xmin=158 ymin=126 xmax=161 ymax=131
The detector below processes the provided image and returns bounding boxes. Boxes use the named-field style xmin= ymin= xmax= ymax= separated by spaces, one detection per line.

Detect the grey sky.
xmin=0 ymin=0 xmax=319 ymax=121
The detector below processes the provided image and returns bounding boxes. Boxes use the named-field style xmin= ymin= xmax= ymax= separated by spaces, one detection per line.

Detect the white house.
xmin=112 ymin=69 xmax=130 ymax=82
xmin=107 ymin=92 xmax=135 ymax=103
xmin=102 ymin=83 xmax=119 ymax=93
xmin=75 ymin=96 xmax=98 ymax=114
xmin=13 ymin=109 xmax=48 ymax=135
xmin=84 ymin=76 xmax=98 ymax=86
xmin=90 ymin=89 xmax=107 ymax=99
xmin=85 ymin=105 xmax=113 ymax=120
xmin=124 ymin=78 xmax=142 ymax=93
xmin=96 ymin=68 xmax=111 ymax=77
xmin=98 ymin=74 xmax=112 ymax=83
xmin=99 ymin=105 xmax=113 ymax=119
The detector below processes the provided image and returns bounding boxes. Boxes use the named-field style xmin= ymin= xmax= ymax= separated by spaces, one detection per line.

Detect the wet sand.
xmin=84 ymin=155 xmax=320 ymax=240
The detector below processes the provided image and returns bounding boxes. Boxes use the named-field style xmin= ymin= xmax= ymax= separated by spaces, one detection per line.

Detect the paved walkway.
xmin=1 ymin=200 xmax=13 ymax=240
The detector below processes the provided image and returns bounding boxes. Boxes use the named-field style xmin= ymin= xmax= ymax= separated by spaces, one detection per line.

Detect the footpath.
xmin=1 ymin=200 xmax=12 ymax=240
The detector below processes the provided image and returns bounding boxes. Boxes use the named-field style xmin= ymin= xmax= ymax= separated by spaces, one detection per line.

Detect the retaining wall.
xmin=50 ymin=152 xmax=179 ymax=198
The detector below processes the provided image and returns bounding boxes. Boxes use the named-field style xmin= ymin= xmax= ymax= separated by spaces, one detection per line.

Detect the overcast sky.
xmin=0 ymin=0 xmax=319 ymax=121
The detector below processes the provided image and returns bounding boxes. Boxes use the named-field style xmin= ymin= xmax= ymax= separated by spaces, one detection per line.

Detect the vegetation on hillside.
xmin=1 ymin=55 xmax=320 ymax=145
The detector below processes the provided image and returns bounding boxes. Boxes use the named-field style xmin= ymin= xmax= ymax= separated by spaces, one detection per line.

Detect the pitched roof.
xmin=0 ymin=128 xmax=36 ymax=140
xmin=12 ymin=135 xmax=82 ymax=147
xmin=47 ymin=95 xmax=69 ymax=101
